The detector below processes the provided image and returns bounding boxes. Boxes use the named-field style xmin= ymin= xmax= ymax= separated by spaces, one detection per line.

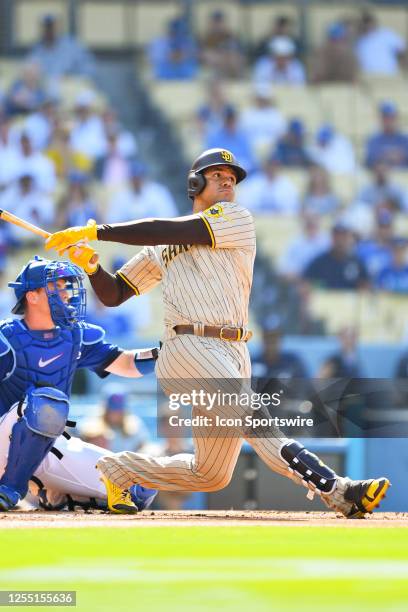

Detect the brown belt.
xmin=173 ymin=324 xmax=252 ymax=342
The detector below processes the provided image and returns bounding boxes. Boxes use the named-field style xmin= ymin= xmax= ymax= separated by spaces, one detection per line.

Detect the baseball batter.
xmin=47 ymin=148 xmax=389 ymax=518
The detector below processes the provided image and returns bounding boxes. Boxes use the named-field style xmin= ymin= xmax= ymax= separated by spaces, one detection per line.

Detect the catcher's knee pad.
xmin=279 ymin=440 xmax=337 ymax=495
xmin=24 ymin=386 xmax=70 ymax=438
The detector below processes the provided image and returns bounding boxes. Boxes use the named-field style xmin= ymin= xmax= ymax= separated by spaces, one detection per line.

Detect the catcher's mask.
xmin=187 ymin=148 xmax=247 ymax=200
xmin=9 ymin=256 xmax=86 ymax=328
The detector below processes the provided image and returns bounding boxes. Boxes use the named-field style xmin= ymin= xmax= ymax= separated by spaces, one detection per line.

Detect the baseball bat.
xmin=0 ymin=208 xmax=50 ymax=239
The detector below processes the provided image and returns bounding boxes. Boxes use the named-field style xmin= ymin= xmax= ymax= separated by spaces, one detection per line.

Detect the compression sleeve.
xmin=96 ymin=216 xmax=211 ymax=247
xmin=88 ymin=266 xmax=134 ymax=307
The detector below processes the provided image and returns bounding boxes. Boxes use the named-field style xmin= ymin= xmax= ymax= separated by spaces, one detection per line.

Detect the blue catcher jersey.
xmin=0 ymin=319 xmax=121 ymax=417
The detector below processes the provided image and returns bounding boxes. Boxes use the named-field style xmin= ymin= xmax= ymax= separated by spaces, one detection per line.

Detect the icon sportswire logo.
xmin=38 ymin=354 xmax=63 ymax=368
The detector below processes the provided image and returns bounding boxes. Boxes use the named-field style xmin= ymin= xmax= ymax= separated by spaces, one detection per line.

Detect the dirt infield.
xmin=1 ymin=510 xmax=407 ymax=528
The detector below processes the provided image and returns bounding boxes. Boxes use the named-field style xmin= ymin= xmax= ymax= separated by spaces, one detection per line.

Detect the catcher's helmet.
xmin=9 ymin=256 xmax=86 ymax=328
xmin=187 ymin=148 xmax=246 ymax=199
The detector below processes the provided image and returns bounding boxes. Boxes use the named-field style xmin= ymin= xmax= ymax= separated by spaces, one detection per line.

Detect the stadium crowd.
xmin=144 ymin=8 xmax=408 ymax=328
xmin=0 ymin=9 xmax=408 ymax=345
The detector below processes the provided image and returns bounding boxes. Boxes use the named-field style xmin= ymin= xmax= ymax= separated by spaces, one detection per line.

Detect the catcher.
xmin=0 ymin=256 xmax=157 ymax=513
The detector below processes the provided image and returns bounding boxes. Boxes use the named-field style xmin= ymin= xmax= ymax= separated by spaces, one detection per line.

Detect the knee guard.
xmin=279 ymin=440 xmax=337 ymax=498
xmin=24 ymin=387 xmax=69 ymax=437
xmin=0 ymin=387 xmax=70 ymax=498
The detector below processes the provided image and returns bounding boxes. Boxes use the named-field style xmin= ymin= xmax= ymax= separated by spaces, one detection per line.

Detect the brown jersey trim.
xmin=117 ymin=271 xmax=140 ymax=296
xmin=199 ymin=215 xmax=216 ymax=248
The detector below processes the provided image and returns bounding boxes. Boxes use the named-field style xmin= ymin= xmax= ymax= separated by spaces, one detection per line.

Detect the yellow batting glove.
xmin=67 ymin=243 xmax=100 ymax=275
xmin=45 ymin=222 xmax=98 ymax=253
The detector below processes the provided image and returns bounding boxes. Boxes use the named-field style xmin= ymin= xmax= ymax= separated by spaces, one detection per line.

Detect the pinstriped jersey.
xmin=117 ymin=201 xmax=256 ymax=335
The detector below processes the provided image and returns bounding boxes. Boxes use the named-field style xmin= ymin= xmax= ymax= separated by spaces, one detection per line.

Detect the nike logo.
xmin=38 ymin=354 xmax=63 ymax=368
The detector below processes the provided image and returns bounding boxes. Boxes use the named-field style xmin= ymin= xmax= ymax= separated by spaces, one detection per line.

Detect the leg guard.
xmin=279 ymin=440 xmax=337 ymax=499
xmin=0 ymin=387 xmax=69 ymax=498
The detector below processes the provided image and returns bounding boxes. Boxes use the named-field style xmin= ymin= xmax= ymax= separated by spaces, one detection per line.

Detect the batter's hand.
xmin=66 ymin=243 xmax=100 ymax=276
xmin=46 ymin=221 xmax=98 ymax=252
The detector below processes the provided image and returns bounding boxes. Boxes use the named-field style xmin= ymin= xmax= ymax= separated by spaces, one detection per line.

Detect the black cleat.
xmin=345 ymin=477 xmax=390 ymax=519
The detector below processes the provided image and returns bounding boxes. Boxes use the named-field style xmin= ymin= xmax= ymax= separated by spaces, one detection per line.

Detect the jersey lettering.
xmin=161 ymin=244 xmax=192 ymax=268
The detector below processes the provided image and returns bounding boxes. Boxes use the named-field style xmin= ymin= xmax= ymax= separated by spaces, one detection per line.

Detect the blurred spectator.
xmin=355 ymin=12 xmax=406 ymax=76
xmin=196 ymin=79 xmax=230 ymax=138
xmin=70 ymin=90 xmax=106 ymax=160
xmin=23 ymin=95 xmax=58 ymax=151
xmin=205 ymin=105 xmax=256 ymax=173
xmin=318 ymin=326 xmax=363 ymax=377
xmin=101 ymin=109 xmax=137 ymax=158
xmin=79 ymin=385 xmax=150 ymax=453
xmin=148 ymin=17 xmax=197 ymax=80
xmin=0 ymin=172 xmax=54 ymax=239
xmin=0 ymin=120 xmax=20 ymax=188
xmin=26 ymin=14 xmax=95 ymax=78
xmin=311 ymin=22 xmax=359 ymax=83
xmin=278 ymin=213 xmax=330 ymax=280
xmin=356 ymin=210 xmax=394 ymax=278
xmin=200 ymin=10 xmax=245 ymax=78
xmin=303 ymin=222 xmax=369 ymax=290
xmin=240 ymin=84 xmax=286 ymax=160
xmin=16 ymin=131 xmax=56 ymax=193
xmin=94 ymin=131 xmax=131 ymax=188
xmin=45 ymin=120 xmax=92 ymax=179
xmin=275 ymin=118 xmax=310 ymax=167
xmin=56 ymin=172 xmax=99 ymax=228
xmin=302 ymin=166 xmax=340 ymax=216
xmin=375 ymin=238 xmax=408 ymax=293
xmin=308 ymin=124 xmax=356 ymax=175
xmin=238 ymin=153 xmax=299 ymax=214
xmin=252 ymin=320 xmax=308 ymax=380
xmin=254 ymin=15 xmax=299 ymax=59
xmin=5 ymin=62 xmax=46 ymax=117
xmin=357 ymin=162 xmax=407 ymax=210
xmin=253 ymin=36 xmax=306 ymax=85
xmin=365 ymin=102 xmax=408 ymax=169
xmin=107 ymin=160 xmax=178 ymax=223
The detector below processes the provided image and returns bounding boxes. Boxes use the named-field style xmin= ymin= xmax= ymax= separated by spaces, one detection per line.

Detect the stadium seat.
xmin=0 ymin=59 xmax=21 ymax=89
xmin=273 ymin=86 xmax=322 ymax=133
xmin=254 ymin=215 xmax=299 ymax=260
xmin=79 ymin=2 xmax=130 ymax=48
xmin=58 ymin=77 xmax=108 ymax=111
xmin=309 ymin=290 xmax=361 ymax=334
xmin=315 ymin=84 xmax=377 ymax=143
xmin=148 ymin=81 xmax=203 ymax=120
xmin=372 ymin=7 xmax=408 ymax=41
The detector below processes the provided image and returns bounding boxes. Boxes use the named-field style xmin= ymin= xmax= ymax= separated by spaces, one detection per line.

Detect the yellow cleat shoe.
xmin=100 ymin=474 xmax=138 ymax=514
xmin=345 ymin=477 xmax=390 ymax=518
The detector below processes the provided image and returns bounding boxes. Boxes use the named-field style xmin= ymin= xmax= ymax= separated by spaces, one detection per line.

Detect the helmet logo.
xmin=220 ymin=150 xmax=233 ymax=162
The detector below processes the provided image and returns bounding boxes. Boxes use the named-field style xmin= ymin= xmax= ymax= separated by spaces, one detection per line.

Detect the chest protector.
xmin=0 ymin=319 xmax=82 ymax=416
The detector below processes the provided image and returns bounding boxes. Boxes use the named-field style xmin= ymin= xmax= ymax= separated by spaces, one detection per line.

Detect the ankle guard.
xmin=280 ymin=440 xmax=337 ymax=497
